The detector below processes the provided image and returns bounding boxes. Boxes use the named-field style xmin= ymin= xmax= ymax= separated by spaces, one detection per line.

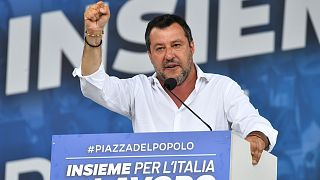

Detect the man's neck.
xmin=162 ymin=64 xmax=197 ymax=108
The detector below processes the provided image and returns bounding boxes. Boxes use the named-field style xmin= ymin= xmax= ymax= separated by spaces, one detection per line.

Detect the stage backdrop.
xmin=1 ymin=0 xmax=320 ymax=179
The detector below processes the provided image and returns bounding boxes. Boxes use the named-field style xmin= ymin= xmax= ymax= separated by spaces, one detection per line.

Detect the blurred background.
xmin=1 ymin=0 xmax=319 ymax=179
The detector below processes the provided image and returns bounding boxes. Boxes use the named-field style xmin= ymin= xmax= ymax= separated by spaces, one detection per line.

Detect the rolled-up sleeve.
xmin=224 ymin=78 xmax=278 ymax=151
xmin=73 ymin=65 xmax=135 ymax=118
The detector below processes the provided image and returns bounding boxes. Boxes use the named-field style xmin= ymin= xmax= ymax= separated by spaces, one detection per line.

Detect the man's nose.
xmin=165 ymin=47 xmax=174 ymax=60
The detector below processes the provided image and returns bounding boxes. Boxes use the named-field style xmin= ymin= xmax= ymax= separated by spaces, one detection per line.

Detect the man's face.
xmin=148 ymin=23 xmax=195 ymax=85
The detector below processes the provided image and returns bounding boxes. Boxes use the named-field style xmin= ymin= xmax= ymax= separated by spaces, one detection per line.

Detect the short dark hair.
xmin=145 ymin=14 xmax=193 ymax=52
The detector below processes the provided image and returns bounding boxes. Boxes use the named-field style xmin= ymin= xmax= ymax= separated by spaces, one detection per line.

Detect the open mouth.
xmin=164 ymin=62 xmax=179 ymax=69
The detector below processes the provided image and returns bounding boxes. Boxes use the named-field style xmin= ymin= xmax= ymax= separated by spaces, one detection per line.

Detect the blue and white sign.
xmin=51 ymin=131 xmax=231 ymax=180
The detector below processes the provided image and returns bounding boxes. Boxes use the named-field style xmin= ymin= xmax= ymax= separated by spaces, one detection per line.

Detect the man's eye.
xmin=156 ymin=47 xmax=164 ymax=51
xmin=173 ymin=44 xmax=181 ymax=48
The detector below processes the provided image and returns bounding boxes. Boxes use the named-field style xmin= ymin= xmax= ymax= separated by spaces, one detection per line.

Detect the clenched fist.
xmin=84 ymin=1 xmax=110 ymax=33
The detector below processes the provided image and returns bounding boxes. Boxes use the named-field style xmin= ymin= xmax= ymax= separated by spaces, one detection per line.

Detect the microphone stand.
xmin=164 ymin=86 xmax=212 ymax=131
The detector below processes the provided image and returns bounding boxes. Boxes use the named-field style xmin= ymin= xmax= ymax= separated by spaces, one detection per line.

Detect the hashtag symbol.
xmin=87 ymin=146 xmax=95 ymax=153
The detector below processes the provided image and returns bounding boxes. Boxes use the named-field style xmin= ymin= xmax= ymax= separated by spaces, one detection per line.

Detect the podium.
xmin=51 ymin=131 xmax=277 ymax=180
xmin=229 ymin=132 xmax=277 ymax=179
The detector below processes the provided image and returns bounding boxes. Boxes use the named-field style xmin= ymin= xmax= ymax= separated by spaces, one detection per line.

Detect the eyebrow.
xmin=153 ymin=43 xmax=164 ymax=47
xmin=153 ymin=39 xmax=183 ymax=47
xmin=172 ymin=40 xmax=182 ymax=44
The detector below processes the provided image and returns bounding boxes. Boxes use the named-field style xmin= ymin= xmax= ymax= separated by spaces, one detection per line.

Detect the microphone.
xmin=164 ymin=78 xmax=212 ymax=131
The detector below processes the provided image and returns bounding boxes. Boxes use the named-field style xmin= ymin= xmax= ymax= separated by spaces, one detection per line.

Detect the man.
xmin=74 ymin=1 xmax=278 ymax=165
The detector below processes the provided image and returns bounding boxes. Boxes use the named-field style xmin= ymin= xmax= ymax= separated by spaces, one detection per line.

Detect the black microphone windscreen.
xmin=164 ymin=78 xmax=177 ymax=91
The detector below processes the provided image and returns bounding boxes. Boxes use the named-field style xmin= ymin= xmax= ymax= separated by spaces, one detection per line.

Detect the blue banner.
xmin=51 ymin=131 xmax=231 ymax=180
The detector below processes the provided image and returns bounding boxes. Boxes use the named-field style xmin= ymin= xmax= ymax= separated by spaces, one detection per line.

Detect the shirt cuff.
xmin=244 ymin=123 xmax=278 ymax=152
xmin=247 ymin=131 xmax=270 ymax=150
xmin=72 ymin=64 xmax=107 ymax=90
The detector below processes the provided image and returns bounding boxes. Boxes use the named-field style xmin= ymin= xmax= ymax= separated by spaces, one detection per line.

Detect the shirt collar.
xmin=195 ymin=64 xmax=209 ymax=82
xmin=194 ymin=64 xmax=209 ymax=92
xmin=150 ymin=72 xmax=159 ymax=87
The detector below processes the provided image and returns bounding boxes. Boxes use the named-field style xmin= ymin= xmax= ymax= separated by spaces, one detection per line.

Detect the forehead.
xmin=149 ymin=23 xmax=187 ymax=45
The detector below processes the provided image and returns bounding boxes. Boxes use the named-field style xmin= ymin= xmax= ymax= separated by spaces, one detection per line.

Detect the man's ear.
xmin=190 ymin=41 xmax=195 ymax=54
xmin=147 ymin=50 xmax=152 ymax=59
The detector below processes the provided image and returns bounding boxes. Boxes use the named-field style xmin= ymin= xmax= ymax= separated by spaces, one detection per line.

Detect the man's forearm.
xmin=81 ymin=34 xmax=103 ymax=76
xmin=82 ymin=2 xmax=110 ymax=76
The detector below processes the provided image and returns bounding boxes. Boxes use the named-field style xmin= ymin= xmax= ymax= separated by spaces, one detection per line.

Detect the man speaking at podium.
xmin=74 ymin=1 xmax=278 ymax=165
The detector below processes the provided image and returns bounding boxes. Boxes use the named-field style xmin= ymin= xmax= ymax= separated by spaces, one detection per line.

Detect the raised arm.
xmin=81 ymin=1 xmax=110 ymax=76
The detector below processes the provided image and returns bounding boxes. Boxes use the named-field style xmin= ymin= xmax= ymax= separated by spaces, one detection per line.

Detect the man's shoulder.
xmin=203 ymin=72 xmax=235 ymax=84
xmin=196 ymin=65 xmax=234 ymax=83
xmin=127 ymin=74 xmax=154 ymax=86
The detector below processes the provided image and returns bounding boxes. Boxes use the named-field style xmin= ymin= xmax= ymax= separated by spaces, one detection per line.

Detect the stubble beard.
xmin=155 ymin=55 xmax=193 ymax=86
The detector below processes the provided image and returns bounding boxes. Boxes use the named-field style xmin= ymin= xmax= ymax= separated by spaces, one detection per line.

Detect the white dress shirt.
xmin=73 ymin=64 xmax=278 ymax=151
